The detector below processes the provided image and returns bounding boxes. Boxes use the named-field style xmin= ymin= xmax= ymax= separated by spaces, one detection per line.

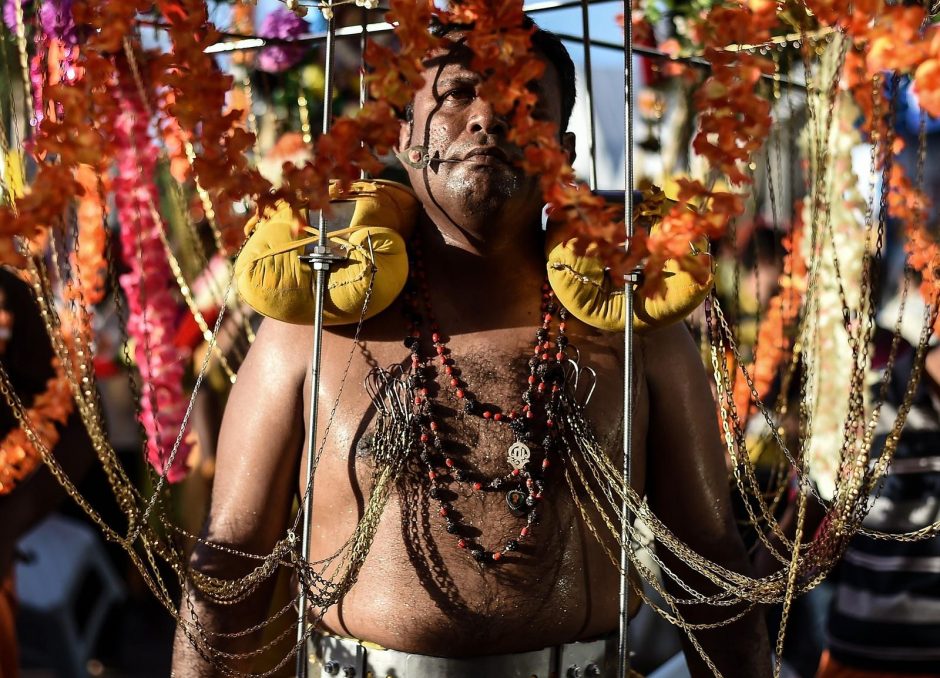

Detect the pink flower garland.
xmin=114 ymin=74 xmax=191 ymax=482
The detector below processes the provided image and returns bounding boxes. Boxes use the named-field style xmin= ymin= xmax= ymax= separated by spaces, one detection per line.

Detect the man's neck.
xmin=416 ymin=214 xmax=547 ymax=332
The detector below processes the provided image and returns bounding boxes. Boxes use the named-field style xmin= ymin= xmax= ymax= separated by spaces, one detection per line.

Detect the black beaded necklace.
xmin=402 ymin=238 xmax=570 ymax=563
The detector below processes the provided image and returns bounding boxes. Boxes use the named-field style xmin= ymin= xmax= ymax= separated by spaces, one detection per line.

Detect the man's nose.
xmin=466 ymin=99 xmax=507 ymax=136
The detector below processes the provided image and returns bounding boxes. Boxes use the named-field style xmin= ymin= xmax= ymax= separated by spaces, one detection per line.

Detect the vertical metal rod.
xmin=580 ymin=0 xmax=598 ymax=190
xmin=320 ymin=6 xmax=338 ymax=156
xmin=296 ymin=6 xmax=337 ymax=677
xmin=359 ymin=7 xmax=369 ymax=180
xmin=618 ymin=0 xmax=636 ymax=674
xmin=295 ymin=265 xmax=329 ymax=678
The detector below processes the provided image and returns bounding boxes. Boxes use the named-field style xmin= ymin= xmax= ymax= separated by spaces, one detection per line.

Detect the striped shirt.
xmin=827 ymin=344 xmax=940 ymax=675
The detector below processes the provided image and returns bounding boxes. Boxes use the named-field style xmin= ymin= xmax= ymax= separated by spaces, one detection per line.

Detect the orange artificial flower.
xmin=913 ymin=58 xmax=940 ymax=119
xmin=0 ymin=359 xmax=74 ymax=495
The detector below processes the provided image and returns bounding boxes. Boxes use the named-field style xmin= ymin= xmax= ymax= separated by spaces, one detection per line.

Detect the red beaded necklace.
xmin=403 ymin=238 xmax=570 ymax=563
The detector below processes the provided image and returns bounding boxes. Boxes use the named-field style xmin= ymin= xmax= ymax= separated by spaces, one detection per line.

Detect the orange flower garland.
xmin=643 ymin=0 xmax=778 ymax=295
xmin=732 ymin=217 xmax=806 ymax=419
xmin=2 ymin=0 xmax=934 ymax=332
xmin=0 ymin=357 xmax=75 ymax=495
xmin=688 ymin=1 xmax=777 ymax=185
xmin=895 ymin=152 xmax=940 ymax=336
xmin=2 ymin=0 xmax=737 ymax=295
xmin=802 ymin=0 xmax=940 ymax=336
xmin=0 ymin=0 xmax=138 ymax=263
xmin=907 ymin=228 xmax=940 ymax=337
xmin=67 ymin=164 xmax=109 ymax=306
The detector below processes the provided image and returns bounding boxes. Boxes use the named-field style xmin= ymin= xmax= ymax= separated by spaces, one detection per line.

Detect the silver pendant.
xmin=507 ymin=441 xmax=531 ymax=470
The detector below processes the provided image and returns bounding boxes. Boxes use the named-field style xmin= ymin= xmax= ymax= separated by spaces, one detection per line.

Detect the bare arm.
xmin=172 ymin=319 xmax=306 ymax=677
xmin=643 ymin=323 xmax=772 ymax=678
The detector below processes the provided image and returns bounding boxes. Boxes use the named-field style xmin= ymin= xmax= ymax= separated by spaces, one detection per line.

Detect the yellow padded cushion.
xmin=546 ymin=211 xmax=712 ymax=333
xmin=235 ymin=180 xmax=417 ymax=325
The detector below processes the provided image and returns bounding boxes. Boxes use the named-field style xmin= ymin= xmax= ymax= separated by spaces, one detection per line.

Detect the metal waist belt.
xmin=308 ymin=631 xmax=620 ymax=678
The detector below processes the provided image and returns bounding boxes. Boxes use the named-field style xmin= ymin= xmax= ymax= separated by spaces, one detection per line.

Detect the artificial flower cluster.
xmin=257 ymin=6 xmax=310 ymax=74
xmin=0 ymin=357 xmax=74 ymax=495
xmin=113 ymin=73 xmax=192 ymax=482
xmin=821 ymin=0 xmax=940 ymax=336
xmin=68 ymin=164 xmax=108 ymax=306
xmin=648 ymin=0 xmax=777 ymax=294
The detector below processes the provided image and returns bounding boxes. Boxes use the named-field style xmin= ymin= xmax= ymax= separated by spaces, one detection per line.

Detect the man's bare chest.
xmin=310 ymin=317 xmax=629 ymax=478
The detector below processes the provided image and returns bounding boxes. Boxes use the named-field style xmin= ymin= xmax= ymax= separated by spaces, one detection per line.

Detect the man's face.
xmin=399 ymin=38 xmax=569 ymax=232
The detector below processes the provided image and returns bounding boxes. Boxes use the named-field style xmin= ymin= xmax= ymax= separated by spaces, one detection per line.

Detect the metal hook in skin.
xmin=387 ymin=375 xmax=409 ymax=418
xmin=579 ymin=366 xmax=598 ymax=406
xmin=365 ymin=366 xmax=412 ymax=417
xmin=364 ymin=367 xmax=387 ymax=414
xmin=569 ymin=345 xmax=582 ymax=365
xmin=396 ymin=145 xmax=464 ymax=170
xmin=564 ymin=358 xmax=581 ymax=392
xmin=364 ymin=364 xmax=410 ymax=419
xmin=561 ymin=357 xmax=597 ymax=407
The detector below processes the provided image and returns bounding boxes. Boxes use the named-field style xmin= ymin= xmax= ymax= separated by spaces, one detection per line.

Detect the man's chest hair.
xmin=343 ymin=326 xmax=627 ymax=465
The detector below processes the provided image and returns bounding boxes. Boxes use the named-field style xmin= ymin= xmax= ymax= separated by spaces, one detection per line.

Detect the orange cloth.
xmin=817 ymin=651 xmax=940 ymax=678
xmin=0 ymin=571 xmax=17 ymax=678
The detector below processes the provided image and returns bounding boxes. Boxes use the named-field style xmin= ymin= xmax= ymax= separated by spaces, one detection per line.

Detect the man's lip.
xmin=462 ymin=147 xmax=512 ymax=163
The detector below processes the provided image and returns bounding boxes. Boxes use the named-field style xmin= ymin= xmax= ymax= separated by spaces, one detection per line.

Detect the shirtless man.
xmin=172 ymin=21 xmax=771 ymax=678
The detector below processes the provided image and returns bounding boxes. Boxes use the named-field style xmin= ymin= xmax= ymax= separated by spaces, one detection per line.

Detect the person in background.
xmin=817 ymin=292 xmax=940 ymax=678
xmin=0 ymin=269 xmax=92 ymax=678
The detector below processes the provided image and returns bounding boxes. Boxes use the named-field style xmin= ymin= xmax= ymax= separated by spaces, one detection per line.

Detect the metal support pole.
xmin=618 ymin=0 xmax=636 ymax=674
xmin=359 ymin=7 xmax=369 ymax=181
xmin=295 ymin=6 xmax=338 ymax=677
xmin=580 ymin=0 xmax=598 ymax=191
xmin=197 ymin=22 xmax=809 ymax=90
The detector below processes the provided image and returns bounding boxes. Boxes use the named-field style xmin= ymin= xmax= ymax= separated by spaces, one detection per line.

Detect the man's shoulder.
xmin=566 ymin=320 xmax=701 ymax=385
xmin=253 ymin=309 xmax=406 ymax=370
xmin=248 ymin=318 xmax=315 ymax=377
xmin=637 ymin=321 xmax=710 ymax=390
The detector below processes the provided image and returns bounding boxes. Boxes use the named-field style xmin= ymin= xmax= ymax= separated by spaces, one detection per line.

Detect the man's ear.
xmin=397 ymin=119 xmax=412 ymax=156
xmin=561 ymin=131 xmax=576 ymax=166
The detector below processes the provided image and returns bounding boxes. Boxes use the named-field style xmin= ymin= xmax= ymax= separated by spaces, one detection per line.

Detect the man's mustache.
xmin=398 ymin=142 xmax=522 ymax=170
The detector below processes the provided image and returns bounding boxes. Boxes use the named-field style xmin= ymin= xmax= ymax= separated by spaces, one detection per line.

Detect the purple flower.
xmin=257 ymin=7 xmax=310 ymax=73
xmin=3 ymin=0 xmax=76 ymax=45
xmin=3 ymin=0 xmax=28 ymax=33
xmin=39 ymin=0 xmax=76 ymax=45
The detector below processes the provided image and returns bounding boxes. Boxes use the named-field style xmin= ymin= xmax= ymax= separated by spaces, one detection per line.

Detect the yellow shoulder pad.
xmin=546 ymin=195 xmax=712 ymax=333
xmin=235 ymin=179 xmax=417 ymax=325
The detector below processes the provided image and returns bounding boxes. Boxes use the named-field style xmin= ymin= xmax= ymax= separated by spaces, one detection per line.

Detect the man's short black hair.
xmin=404 ymin=15 xmax=577 ymax=133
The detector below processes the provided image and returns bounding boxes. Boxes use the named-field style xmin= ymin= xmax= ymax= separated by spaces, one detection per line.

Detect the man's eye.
xmin=443 ymin=88 xmax=474 ymax=102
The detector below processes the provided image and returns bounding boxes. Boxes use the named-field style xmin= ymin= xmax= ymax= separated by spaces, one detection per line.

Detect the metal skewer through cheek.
xmin=296 ymin=4 xmax=341 ymax=676
xmin=396 ymin=145 xmax=466 ymax=170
